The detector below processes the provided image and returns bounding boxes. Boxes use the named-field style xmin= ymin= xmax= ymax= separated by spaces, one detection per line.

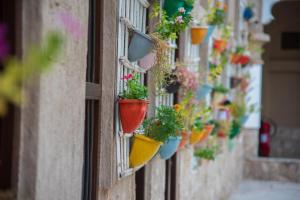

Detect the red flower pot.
xmin=213 ymin=39 xmax=227 ymax=53
xmin=119 ymin=99 xmax=149 ymax=134
xmin=239 ymin=55 xmax=250 ymax=65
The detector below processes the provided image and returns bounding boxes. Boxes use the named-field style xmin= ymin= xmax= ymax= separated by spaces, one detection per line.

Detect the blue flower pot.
xmin=240 ymin=115 xmax=249 ymax=125
xmin=159 ymin=136 xmax=181 ymax=160
xmin=204 ymin=26 xmax=215 ymax=43
xmin=128 ymin=30 xmax=154 ymax=62
xmin=196 ymin=84 xmax=213 ymax=100
xmin=243 ymin=7 xmax=254 ymax=21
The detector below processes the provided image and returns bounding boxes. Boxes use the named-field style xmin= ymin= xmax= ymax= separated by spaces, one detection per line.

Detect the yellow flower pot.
xmin=190 ymin=129 xmax=205 ymax=145
xmin=129 ymin=134 xmax=162 ymax=168
xmin=191 ymin=26 xmax=208 ymax=45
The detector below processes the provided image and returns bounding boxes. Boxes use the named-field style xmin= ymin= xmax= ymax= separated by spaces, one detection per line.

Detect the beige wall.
xmin=18 ymin=0 xmax=88 ymax=199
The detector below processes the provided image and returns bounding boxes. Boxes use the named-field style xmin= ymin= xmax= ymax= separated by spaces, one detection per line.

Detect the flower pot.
xmin=119 ymin=99 xmax=149 ymax=133
xmin=240 ymin=115 xmax=249 ymax=125
xmin=129 ymin=134 xmax=162 ymax=167
xmin=243 ymin=7 xmax=254 ymax=21
xmin=178 ymin=131 xmax=189 ymax=150
xmin=204 ymin=25 xmax=215 ymax=42
xmin=213 ymin=39 xmax=227 ymax=53
xmin=239 ymin=55 xmax=250 ymax=65
xmin=191 ymin=26 xmax=208 ymax=45
xmin=164 ymin=73 xmax=181 ymax=93
xmin=217 ymin=130 xmax=227 ymax=138
xmin=159 ymin=136 xmax=182 ymax=160
xmin=128 ymin=30 xmax=154 ymax=62
xmin=196 ymin=84 xmax=212 ymax=100
xmin=163 ymin=0 xmax=185 ymax=17
xmin=139 ymin=52 xmax=156 ymax=71
xmin=200 ymin=124 xmax=214 ymax=142
xmin=231 ymin=54 xmax=242 ymax=64
xmin=190 ymin=129 xmax=205 ymax=145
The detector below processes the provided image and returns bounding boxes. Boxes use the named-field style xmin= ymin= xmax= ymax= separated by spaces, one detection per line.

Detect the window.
xmin=281 ymin=32 xmax=300 ymax=50
xmin=82 ymin=0 xmax=101 ymax=199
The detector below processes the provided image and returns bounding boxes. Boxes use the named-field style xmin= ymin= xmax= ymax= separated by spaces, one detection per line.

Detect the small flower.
xmin=121 ymin=73 xmax=133 ymax=80
xmin=178 ymin=7 xmax=186 ymax=13
xmin=175 ymin=16 xmax=183 ymax=23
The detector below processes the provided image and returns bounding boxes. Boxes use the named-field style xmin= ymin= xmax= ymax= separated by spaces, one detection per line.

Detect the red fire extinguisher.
xmin=259 ymin=121 xmax=271 ymax=157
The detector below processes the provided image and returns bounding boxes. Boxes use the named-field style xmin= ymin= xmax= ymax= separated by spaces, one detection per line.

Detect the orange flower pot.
xmin=119 ymin=99 xmax=149 ymax=134
xmin=199 ymin=124 xmax=215 ymax=142
xmin=213 ymin=39 xmax=227 ymax=53
xmin=178 ymin=131 xmax=189 ymax=150
xmin=231 ymin=54 xmax=242 ymax=64
xmin=191 ymin=26 xmax=208 ymax=45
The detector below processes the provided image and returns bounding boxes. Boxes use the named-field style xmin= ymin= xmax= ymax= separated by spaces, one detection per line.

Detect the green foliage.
xmin=151 ymin=2 xmax=192 ymax=40
xmin=206 ymin=6 xmax=226 ymax=25
xmin=193 ymin=117 xmax=204 ymax=132
xmin=229 ymin=119 xmax=241 ymax=139
xmin=185 ymin=0 xmax=195 ymax=6
xmin=213 ymin=83 xmax=229 ymax=94
xmin=120 ymin=73 xmax=148 ymax=100
xmin=194 ymin=145 xmax=219 ymax=160
xmin=143 ymin=105 xmax=184 ymax=143
xmin=0 ymin=31 xmax=63 ymax=115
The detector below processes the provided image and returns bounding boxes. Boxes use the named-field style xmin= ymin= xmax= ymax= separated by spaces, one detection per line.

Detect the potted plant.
xmin=164 ymin=71 xmax=181 ymax=93
xmin=191 ymin=25 xmax=208 ymax=45
xmin=243 ymin=3 xmax=254 ymax=21
xmin=212 ymin=83 xmax=229 ymax=107
xmin=190 ymin=117 xmax=205 ymax=145
xmin=196 ymin=83 xmax=213 ymax=100
xmin=204 ymin=1 xmax=227 ymax=42
xmin=194 ymin=145 xmax=219 ymax=161
xmin=130 ymin=105 xmax=183 ymax=166
xmin=119 ymin=73 xmax=149 ymax=134
xmin=128 ymin=29 xmax=155 ymax=62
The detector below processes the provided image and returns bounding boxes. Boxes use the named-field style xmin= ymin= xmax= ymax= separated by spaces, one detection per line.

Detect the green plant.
xmin=151 ymin=2 xmax=192 ymax=40
xmin=185 ymin=0 xmax=195 ymax=6
xmin=143 ymin=105 xmax=183 ymax=143
xmin=206 ymin=2 xmax=227 ymax=26
xmin=119 ymin=73 xmax=148 ymax=100
xmin=213 ymin=83 xmax=229 ymax=94
xmin=193 ymin=117 xmax=204 ymax=132
xmin=229 ymin=119 xmax=241 ymax=139
xmin=194 ymin=145 xmax=219 ymax=160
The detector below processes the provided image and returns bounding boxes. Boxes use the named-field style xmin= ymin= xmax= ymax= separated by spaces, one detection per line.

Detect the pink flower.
xmin=178 ymin=7 xmax=186 ymax=13
xmin=121 ymin=73 xmax=133 ymax=80
xmin=175 ymin=16 xmax=183 ymax=23
xmin=57 ymin=11 xmax=84 ymax=39
xmin=0 ymin=24 xmax=10 ymax=62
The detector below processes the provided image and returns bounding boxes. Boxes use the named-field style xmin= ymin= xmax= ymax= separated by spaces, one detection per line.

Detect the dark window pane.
xmin=281 ymin=32 xmax=300 ymax=50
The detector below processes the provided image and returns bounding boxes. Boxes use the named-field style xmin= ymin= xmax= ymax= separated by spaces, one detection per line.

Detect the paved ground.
xmin=229 ymin=180 xmax=300 ymax=200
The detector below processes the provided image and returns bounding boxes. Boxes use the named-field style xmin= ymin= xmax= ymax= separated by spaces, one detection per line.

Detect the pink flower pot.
xmin=138 ymin=52 xmax=156 ymax=71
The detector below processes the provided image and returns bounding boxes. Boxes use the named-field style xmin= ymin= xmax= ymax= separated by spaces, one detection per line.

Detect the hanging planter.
xmin=196 ymin=84 xmax=213 ymax=100
xmin=190 ymin=129 xmax=205 ymax=145
xmin=230 ymin=54 xmax=242 ymax=64
xmin=213 ymin=39 xmax=227 ymax=53
xmin=129 ymin=134 xmax=162 ymax=168
xmin=159 ymin=136 xmax=182 ymax=160
xmin=243 ymin=6 xmax=254 ymax=21
xmin=164 ymin=73 xmax=181 ymax=94
xmin=119 ymin=99 xmax=149 ymax=133
xmin=199 ymin=124 xmax=214 ymax=142
xmin=163 ymin=0 xmax=185 ymax=18
xmin=239 ymin=55 xmax=250 ymax=66
xmin=204 ymin=25 xmax=215 ymax=42
xmin=128 ymin=29 xmax=154 ymax=62
xmin=139 ymin=52 xmax=156 ymax=71
xmin=178 ymin=131 xmax=189 ymax=150
xmin=190 ymin=26 xmax=208 ymax=45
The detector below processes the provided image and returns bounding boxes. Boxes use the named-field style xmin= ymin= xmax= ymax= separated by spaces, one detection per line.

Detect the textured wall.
xmin=18 ymin=0 xmax=89 ymax=199
xmin=178 ymin=135 xmax=245 ymax=200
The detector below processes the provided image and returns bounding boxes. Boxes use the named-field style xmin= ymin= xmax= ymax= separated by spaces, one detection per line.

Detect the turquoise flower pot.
xmin=240 ymin=115 xmax=249 ymax=125
xmin=196 ymin=84 xmax=213 ymax=100
xmin=163 ymin=0 xmax=185 ymax=17
xmin=128 ymin=30 xmax=154 ymax=62
xmin=204 ymin=26 xmax=215 ymax=43
xmin=159 ymin=136 xmax=181 ymax=160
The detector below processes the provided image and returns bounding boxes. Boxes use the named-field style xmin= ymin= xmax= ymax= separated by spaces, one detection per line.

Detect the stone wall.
xmin=178 ymin=134 xmax=245 ymax=200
